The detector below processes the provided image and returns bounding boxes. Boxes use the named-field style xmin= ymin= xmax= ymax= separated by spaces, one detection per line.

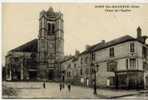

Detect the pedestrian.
xmin=43 ymin=82 xmax=46 ymax=89
xmin=81 ymin=78 xmax=84 ymax=85
xmin=60 ymin=83 xmax=62 ymax=91
xmin=62 ymin=83 xmax=65 ymax=89
xmin=67 ymin=83 xmax=71 ymax=92
xmin=93 ymin=79 xmax=97 ymax=95
xmin=86 ymin=78 xmax=89 ymax=87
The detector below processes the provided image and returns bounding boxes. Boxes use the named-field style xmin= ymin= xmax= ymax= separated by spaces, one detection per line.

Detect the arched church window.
xmin=52 ymin=24 xmax=55 ymax=33
xmin=48 ymin=23 xmax=51 ymax=34
xmin=48 ymin=23 xmax=55 ymax=34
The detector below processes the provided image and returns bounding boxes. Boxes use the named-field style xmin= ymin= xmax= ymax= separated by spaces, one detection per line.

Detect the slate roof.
xmin=80 ymin=35 xmax=136 ymax=55
xmin=10 ymin=39 xmax=38 ymax=52
xmin=92 ymin=35 xmax=136 ymax=51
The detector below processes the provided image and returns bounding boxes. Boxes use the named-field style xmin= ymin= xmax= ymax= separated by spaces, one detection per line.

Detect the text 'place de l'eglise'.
xmin=4 ymin=7 xmax=148 ymax=89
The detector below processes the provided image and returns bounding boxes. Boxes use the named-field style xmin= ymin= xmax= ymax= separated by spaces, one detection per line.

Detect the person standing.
xmin=43 ymin=82 xmax=46 ymax=89
xmin=59 ymin=83 xmax=62 ymax=91
xmin=81 ymin=78 xmax=84 ymax=86
xmin=67 ymin=83 xmax=71 ymax=92
xmin=62 ymin=83 xmax=65 ymax=89
xmin=93 ymin=79 xmax=97 ymax=95
xmin=86 ymin=78 xmax=89 ymax=87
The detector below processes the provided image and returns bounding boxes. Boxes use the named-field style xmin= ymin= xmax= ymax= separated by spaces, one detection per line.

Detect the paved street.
xmin=120 ymin=91 xmax=148 ymax=99
xmin=3 ymin=81 xmax=148 ymax=99
xmin=3 ymin=82 xmax=98 ymax=99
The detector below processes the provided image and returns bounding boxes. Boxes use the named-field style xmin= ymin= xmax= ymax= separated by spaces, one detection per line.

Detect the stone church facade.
xmin=37 ymin=7 xmax=64 ymax=80
xmin=5 ymin=7 xmax=64 ymax=81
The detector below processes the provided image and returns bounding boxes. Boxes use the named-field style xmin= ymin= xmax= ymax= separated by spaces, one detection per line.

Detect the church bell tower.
xmin=38 ymin=7 xmax=64 ymax=80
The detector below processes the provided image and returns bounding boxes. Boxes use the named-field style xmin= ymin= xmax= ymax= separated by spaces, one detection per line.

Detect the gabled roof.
xmin=92 ymin=35 xmax=135 ymax=51
xmin=10 ymin=39 xmax=38 ymax=52
xmin=80 ymin=35 xmax=136 ymax=55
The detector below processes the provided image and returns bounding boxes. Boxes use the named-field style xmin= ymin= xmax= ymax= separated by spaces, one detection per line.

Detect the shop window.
xmin=118 ymin=75 xmax=127 ymax=85
xmin=108 ymin=77 xmax=115 ymax=86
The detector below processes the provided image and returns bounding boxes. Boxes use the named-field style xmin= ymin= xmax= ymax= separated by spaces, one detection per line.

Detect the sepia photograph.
xmin=2 ymin=3 xmax=148 ymax=99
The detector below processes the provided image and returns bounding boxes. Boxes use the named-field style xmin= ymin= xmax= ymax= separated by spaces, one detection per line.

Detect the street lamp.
xmin=62 ymin=70 xmax=65 ymax=82
xmin=61 ymin=70 xmax=65 ymax=88
xmin=93 ymin=68 xmax=97 ymax=95
xmin=91 ymin=63 xmax=97 ymax=95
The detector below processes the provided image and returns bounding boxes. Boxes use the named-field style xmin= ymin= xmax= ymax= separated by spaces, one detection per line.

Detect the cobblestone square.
xmin=3 ymin=82 xmax=148 ymax=99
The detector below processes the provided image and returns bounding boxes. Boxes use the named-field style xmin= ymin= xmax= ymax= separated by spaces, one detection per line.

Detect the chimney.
xmin=137 ymin=26 xmax=142 ymax=38
xmin=75 ymin=50 xmax=80 ymax=56
xmin=85 ymin=45 xmax=91 ymax=50
xmin=101 ymin=40 xmax=105 ymax=44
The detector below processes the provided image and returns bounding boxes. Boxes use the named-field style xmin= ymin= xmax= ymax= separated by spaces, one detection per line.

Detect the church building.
xmin=5 ymin=7 xmax=64 ymax=81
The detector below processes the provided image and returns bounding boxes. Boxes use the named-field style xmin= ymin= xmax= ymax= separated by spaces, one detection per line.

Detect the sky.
xmin=2 ymin=3 xmax=148 ymax=65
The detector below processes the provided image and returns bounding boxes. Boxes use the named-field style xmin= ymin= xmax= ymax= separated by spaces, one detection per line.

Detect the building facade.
xmin=5 ymin=7 xmax=64 ymax=81
xmin=61 ymin=27 xmax=148 ymax=89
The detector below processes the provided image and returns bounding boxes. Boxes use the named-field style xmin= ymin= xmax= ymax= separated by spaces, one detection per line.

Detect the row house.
xmin=61 ymin=27 xmax=148 ymax=89
xmin=61 ymin=49 xmax=93 ymax=86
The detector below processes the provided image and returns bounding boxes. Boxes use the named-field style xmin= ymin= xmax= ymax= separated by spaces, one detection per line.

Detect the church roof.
xmin=10 ymin=39 xmax=38 ymax=52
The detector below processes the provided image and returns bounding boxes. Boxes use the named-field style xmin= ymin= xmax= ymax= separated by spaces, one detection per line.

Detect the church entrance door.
xmin=48 ymin=70 xmax=54 ymax=80
xmin=29 ymin=71 xmax=37 ymax=80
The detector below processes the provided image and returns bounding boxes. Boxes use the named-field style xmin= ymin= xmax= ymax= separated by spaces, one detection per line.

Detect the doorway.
xmin=29 ymin=71 xmax=37 ymax=80
xmin=48 ymin=70 xmax=54 ymax=80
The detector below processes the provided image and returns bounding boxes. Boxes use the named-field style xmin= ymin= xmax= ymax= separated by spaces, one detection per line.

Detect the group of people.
xmin=42 ymin=82 xmax=71 ymax=92
xmin=60 ymin=82 xmax=71 ymax=92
